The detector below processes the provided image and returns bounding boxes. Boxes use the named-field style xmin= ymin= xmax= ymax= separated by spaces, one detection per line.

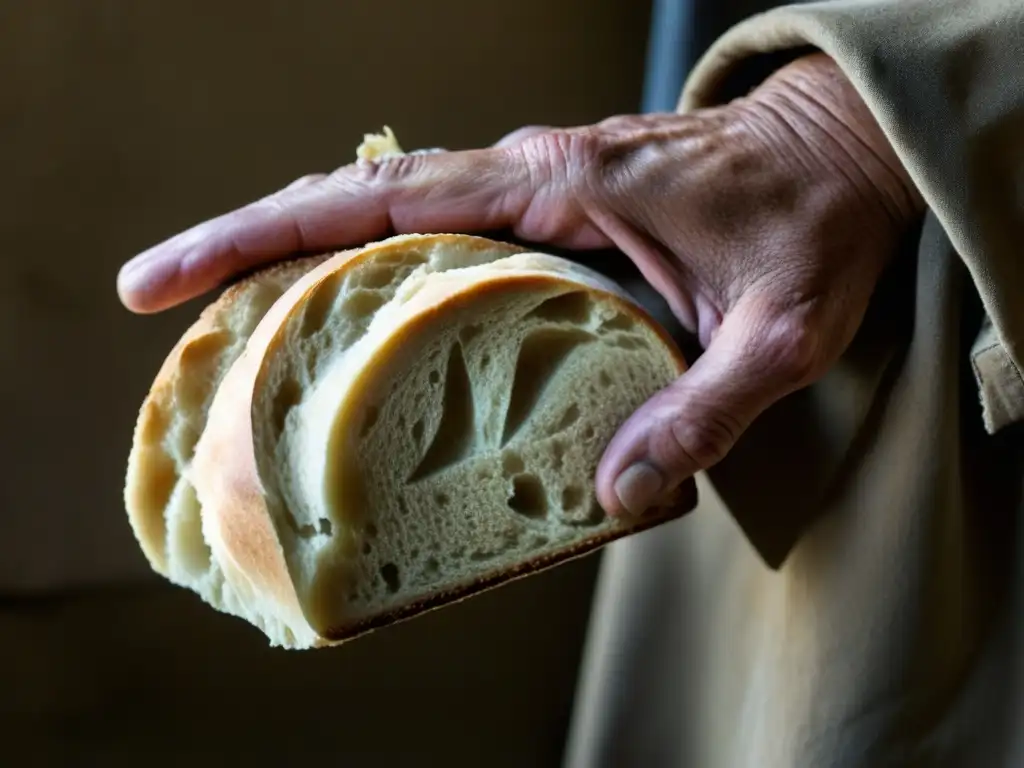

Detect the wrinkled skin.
xmin=118 ymin=53 xmax=924 ymax=518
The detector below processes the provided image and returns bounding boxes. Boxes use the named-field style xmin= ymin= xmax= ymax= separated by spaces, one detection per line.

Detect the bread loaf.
xmin=125 ymin=234 xmax=687 ymax=648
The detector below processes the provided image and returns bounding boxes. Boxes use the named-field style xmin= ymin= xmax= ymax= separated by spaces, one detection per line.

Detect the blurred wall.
xmin=0 ymin=0 xmax=652 ymax=764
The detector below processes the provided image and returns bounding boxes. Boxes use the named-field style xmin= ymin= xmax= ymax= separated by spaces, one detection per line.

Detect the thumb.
xmin=596 ymin=299 xmax=821 ymax=516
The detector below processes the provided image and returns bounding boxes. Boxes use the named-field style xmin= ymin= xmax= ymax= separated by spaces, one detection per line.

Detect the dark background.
xmin=0 ymin=1 xmax=767 ymax=763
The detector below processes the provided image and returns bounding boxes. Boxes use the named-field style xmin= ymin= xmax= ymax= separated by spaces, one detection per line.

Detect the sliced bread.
xmin=127 ymin=234 xmax=687 ymax=648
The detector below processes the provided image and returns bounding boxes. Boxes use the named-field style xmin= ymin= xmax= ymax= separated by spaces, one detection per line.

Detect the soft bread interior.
xmin=190 ymin=235 xmax=527 ymax=646
xmin=124 ymin=256 xmax=325 ymax=605
xmin=249 ymin=252 xmax=683 ymax=639
xmin=251 ymin=236 xmax=529 ymax=542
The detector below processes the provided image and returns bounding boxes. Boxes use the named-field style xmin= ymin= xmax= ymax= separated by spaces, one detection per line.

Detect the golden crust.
xmin=124 ymin=254 xmax=329 ymax=574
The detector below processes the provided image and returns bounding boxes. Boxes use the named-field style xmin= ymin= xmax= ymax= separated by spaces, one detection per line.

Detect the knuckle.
xmin=594 ymin=114 xmax=653 ymax=137
xmin=669 ymin=408 xmax=742 ymax=471
xmin=496 ymin=125 xmax=552 ymax=147
xmin=287 ymin=173 xmax=325 ymax=190
xmin=515 ymin=129 xmax=605 ymax=190
xmin=331 ymin=152 xmax=427 ymax=190
xmin=586 ymin=121 xmax=663 ymax=203
xmin=248 ymin=194 xmax=289 ymax=219
xmin=595 ymin=115 xmax=635 ymax=133
xmin=760 ymin=311 xmax=823 ymax=384
xmin=514 ymin=132 xmax=567 ymax=187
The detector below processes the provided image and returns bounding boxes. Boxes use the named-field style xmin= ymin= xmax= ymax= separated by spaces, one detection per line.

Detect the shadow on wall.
xmin=0 ymin=0 xmax=651 ymax=765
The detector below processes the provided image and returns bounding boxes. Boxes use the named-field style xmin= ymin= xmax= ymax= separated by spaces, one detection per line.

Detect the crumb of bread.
xmin=356 ymin=126 xmax=405 ymax=161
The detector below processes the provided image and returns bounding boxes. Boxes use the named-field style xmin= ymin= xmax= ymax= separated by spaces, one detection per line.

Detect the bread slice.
xmin=123 ymin=254 xmax=328 ymax=604
xmin=127 ymin=234 xmax=687 ymax=649
xmin=186 ymin=234 xmax=533 ymax=645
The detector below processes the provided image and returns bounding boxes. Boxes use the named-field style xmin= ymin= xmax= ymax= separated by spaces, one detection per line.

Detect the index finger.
xmin=117 ymin=148 xmax=530 ymax=314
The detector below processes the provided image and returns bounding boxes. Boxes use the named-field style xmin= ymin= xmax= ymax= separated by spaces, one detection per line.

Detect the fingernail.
xmin=614 ymin=462 xmax=665 ymax=516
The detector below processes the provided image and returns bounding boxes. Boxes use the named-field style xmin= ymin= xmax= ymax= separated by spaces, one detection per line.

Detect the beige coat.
xmin=566 ymin=1 xmax=1024 ymax=765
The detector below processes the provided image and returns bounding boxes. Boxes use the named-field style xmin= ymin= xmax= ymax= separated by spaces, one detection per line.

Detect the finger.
xmin=595 ymin=299 xmax=821 ymax=516
xmin=280 ymin=173 xmax=327 ymax=193
xmin=117 ymin=148 xmax=532 ymax=313
xmin=493 ymin=125 xmax=554 ymax=149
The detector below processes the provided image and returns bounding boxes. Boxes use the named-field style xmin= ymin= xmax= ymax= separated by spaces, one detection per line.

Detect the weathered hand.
xmin=118 ymin=53 xmax=923 ymax=517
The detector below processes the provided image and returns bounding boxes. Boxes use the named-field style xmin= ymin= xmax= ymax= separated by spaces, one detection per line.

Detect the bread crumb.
xmin=356 ymin=126 xmax=405 ymax=161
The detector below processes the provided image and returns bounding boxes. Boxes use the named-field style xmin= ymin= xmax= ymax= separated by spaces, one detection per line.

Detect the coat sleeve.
xmin=679 ymin=0 xmax=1024 ymax=433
